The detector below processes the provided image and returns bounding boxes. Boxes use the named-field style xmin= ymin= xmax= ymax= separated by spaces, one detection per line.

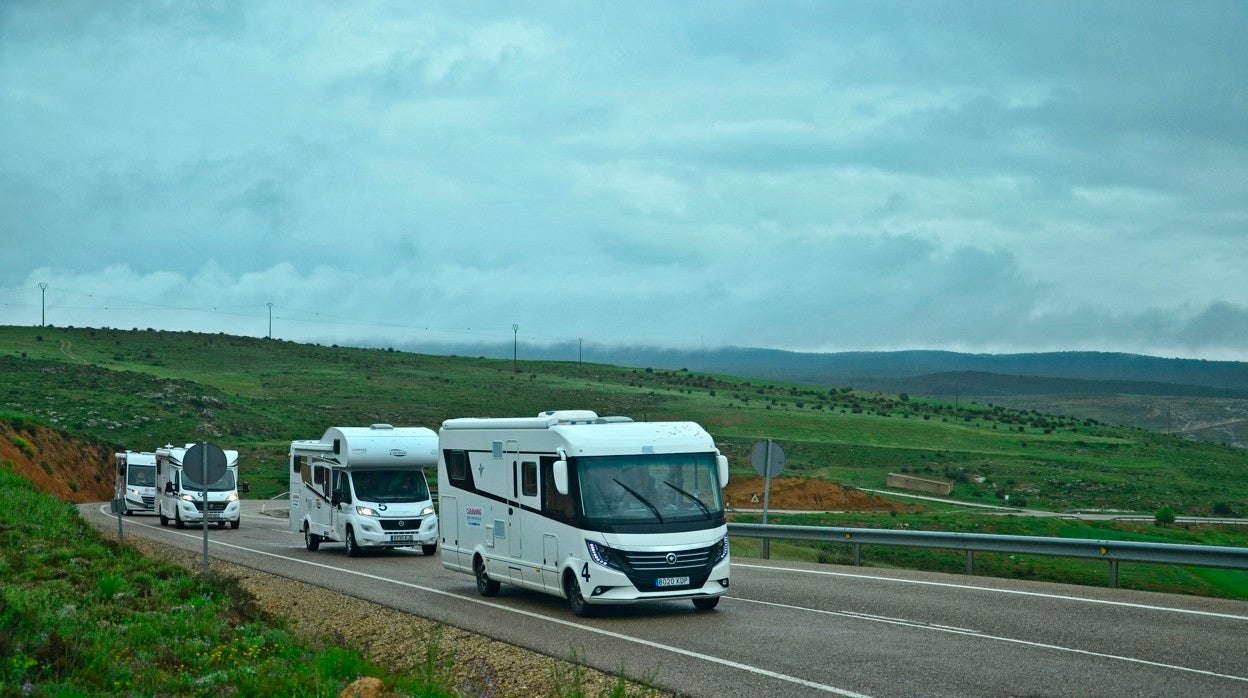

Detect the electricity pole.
xmin=578 ymin=337 xmax=583 ymax=364
xmin=512 ymin=324 xmax=519 ymax=372
xmin=267 ymin=302 xmax=273 ymax=339
xmin=38 ymin=283 xmax=48 ymax=327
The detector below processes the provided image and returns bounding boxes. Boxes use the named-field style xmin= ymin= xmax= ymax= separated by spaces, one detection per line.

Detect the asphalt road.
xmin=82 ymin=501 xmax=1248 ymax=697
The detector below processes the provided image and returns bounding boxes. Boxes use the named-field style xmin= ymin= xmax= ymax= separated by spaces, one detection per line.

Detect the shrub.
xmin=1154 ymin=506 xmax=1177 ymax=527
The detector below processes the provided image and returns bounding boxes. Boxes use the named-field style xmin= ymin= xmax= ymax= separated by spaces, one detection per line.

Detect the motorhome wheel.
xmin=422 ymin=543 xmax=437 ymax=556
xmin=563 ymin=571 xmax=593 ymax=617
xmin=304 ymin=525 xmax=321 ymax=551
xmin=159 ymin=511 xmax=168 ymax=526
xmin=345 ymin=527 xmax=361 ymax=557
xmin=174 ymin=510 xmax=184 ymax=529
xmin=693 ymin=596 xmax=720 ymax=611
xmin=474 ymin=556 xmax=500 ymax=596
xmin=230 ymin=520 xmax=240 ymax=530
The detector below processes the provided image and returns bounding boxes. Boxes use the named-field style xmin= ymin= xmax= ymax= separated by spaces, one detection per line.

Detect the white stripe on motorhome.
xmin=733 ymin=562 xmax=1248 ymax=621
xmin=733 ymin=595 xmax=1248 ymax=684
xmin=104 ymin=507 xmax=871 ymax=697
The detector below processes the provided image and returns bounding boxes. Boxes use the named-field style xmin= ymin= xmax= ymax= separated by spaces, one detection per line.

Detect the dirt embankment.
xmin=0 ymin=419 xmax=115 ymax=502
xmin=724 ymin=476 xmax=907 ymax=512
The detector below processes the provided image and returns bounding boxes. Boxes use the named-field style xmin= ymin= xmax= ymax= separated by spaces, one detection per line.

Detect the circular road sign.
xmin=751 ymin=440 xmax=786 ymax=478
xmin=183 ymin=442 xmax=228 ymax=485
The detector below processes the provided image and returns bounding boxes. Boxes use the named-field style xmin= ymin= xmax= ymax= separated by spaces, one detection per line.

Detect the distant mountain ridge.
xmin=395 ymin=341 xmax=1248 ymax=396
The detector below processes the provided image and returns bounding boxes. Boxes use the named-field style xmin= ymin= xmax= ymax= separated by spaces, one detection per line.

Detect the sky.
xmin=2 ymin=1 xmax=1246 ymax=360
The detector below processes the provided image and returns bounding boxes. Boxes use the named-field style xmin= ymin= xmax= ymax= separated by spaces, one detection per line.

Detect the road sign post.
xmin=184 ymin=442 xmax=227 ymax=575
xmin=751 ymin=439 xmax=786 ymax=559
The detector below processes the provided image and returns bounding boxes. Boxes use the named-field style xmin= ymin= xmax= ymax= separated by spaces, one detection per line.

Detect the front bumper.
xmin=176 ymin=499 xmax=241 ymax=523
xmin=575 ymin=546 xmax=731 ymax=605
xmin=353 ymin=514 xmax=438 ymax=548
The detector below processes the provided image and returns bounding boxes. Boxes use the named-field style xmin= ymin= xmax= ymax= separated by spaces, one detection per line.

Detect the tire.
xmin=230 ymin=519 xmax=240 ymax=530
xmin=217 ymin=521 xmax=226 ymax=529
xmin=159 ymin=511 xmax=168 ymax=526
xmin=345 ymin=526 xmax=361 ymax=558
xmin=693 ymin=596 xmax=721 ymax=611
xmin=174 ymin=510 xmax=184 ymax=529
xmin=422 ymin=543 xmax=437 ymax=556
xmin=474 ymin=556 xmax=500 ymax=597
xmin=304 ymin=524 xmax=321 ymax=551
xmin=564 ymin=571 xmax=593 ymax=617
xmin=124 ymin=509 xmax=132 ymax=516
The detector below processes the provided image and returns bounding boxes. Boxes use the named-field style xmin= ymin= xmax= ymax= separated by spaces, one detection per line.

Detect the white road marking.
xmin=733 ymin=561 xmax=1248 ymax=621
xmin=732 ymin=595 xmax=1248 ymax=683
xmin=98 ymin=507 xmax=872 ymax=697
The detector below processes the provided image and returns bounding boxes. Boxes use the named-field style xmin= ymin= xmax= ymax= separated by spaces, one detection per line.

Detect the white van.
xmin=289 ymin=425 xmax=439 ymax=556
xmin=154 ymin=444 xmax=245 ymax=529
xmin=114 ymin=451 xmax=157 ymax=515
xmin=438 ymin=410 xmax=730 ymax=616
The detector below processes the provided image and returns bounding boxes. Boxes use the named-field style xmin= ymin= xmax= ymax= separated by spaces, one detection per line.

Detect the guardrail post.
xmin=1109 ymin=560 xmax=1119 ymax=588
xmin=853 ymin=542 xmax=861 ymax=566
xmin=966 ymin=550 xmax=974 ymax=575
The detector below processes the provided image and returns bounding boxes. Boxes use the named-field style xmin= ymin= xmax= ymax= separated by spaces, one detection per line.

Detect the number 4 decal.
xmin=581 ymin=562 xmax=591 ymax=582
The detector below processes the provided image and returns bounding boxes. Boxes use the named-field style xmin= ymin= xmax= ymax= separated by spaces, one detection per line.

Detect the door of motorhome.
xmin=154 ymin=444 xmax=244 ymax=529
xmin=438 ymin=410 xmax=731 ymax=616
xmin=114 ymin=451 xmax=157 ymax=515
xmin=289 ymin=424 xmax=439 ymax=557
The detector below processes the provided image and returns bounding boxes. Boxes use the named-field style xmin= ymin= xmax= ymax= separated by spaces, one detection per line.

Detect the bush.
xmin=1154 ymin=506 xmax=1177 ymax=527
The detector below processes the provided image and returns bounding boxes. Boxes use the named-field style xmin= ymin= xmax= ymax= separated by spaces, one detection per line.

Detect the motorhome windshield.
xmin=179 ymin=469 xmax=236 ymax=492
xmin=126 ymin=465 xmax=155 ymax=487
xmin=577 ymin=453 xmax=724 ymax=526
xmin=351 ymin=470 xmax=430 ymax=503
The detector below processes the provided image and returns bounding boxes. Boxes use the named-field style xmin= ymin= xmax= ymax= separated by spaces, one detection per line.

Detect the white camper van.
xmin=114 ymin=451 xmax=157 ymax=515
xmin=154 ymin=444 xmax=244 ymax=529
xmin=289 ymin=425 xmax=439 ymax=557
xmin=438 ymin=410 xmax=731 ymax=616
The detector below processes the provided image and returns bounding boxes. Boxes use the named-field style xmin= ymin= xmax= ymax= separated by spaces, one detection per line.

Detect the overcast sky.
xmin=2 ymin=2 xmax=1245 ymax=360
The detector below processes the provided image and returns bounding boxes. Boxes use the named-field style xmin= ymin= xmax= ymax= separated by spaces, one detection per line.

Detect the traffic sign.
xmin=751 ymin=440 xmax=786 ymax=478
xmin=184 ymin=442 xmax=228 ymax=485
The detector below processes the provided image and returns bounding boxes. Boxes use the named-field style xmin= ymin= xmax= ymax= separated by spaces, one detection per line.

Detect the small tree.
xmin=1154 ymin=505 xmax=1177 ymax=527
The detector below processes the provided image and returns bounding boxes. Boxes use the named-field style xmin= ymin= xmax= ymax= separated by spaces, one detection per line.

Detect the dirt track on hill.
xmin=724 ymin=476 xmax=907 ymax=512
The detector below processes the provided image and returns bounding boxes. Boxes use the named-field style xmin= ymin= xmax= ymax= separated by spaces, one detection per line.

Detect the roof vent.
xmin=370 ymin=423 xmax=395 ymax=430
xmin=539 ymin=410 xmax=599 ymax=424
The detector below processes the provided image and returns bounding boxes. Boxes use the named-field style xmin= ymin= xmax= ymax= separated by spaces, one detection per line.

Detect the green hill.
xmin=2 ymin=325 xmax=1246 ymax=516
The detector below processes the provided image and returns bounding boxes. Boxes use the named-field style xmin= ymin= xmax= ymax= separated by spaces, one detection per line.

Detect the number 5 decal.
xmin=581 ymin=562 xmax=591 ymax=582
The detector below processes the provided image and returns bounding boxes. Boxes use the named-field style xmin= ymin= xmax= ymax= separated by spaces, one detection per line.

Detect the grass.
xmin=729 ymin=509 xmax=1248 ymax=599
xmin=3 ymin=325 xmax=1246 ymax=519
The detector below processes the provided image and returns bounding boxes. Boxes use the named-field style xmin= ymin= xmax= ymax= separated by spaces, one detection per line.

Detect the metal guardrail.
xmin=727 ymin=522 xmax=1248 ymax=587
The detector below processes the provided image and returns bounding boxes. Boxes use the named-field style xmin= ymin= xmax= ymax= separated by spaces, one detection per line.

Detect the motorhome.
xmin=438 ymin=410 xmax=730 ymax=616
xmin=154 ymin=443 xmax=244 ymax=529
xmin=289 ymin=425 xmax=439 ymax=557
xmin=114 ymin=451 xmax=157 ymax=515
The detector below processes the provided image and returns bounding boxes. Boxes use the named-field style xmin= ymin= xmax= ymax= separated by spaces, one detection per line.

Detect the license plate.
xmin=655 ymin=576 xmax=690 ymax=588
xmin=391 ymin=534 xmax=415 ymax=543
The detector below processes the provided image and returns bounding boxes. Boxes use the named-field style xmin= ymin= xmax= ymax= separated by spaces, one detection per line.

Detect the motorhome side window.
xmin=541 ymin=458 xmax=574 ymax=524
xmin=521 ymin=461 xmax=537 ymax=497
xmin=447 ymin=450 xmax=468 ymax=483
xmin=293 ymin=455 xmax=304 ymax=474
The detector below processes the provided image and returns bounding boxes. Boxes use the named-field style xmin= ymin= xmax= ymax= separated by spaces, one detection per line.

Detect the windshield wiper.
xmin=662 ymin=481 xmax=712 ymax=519
xmin=612 ymin=479 xmax=663 ymax=522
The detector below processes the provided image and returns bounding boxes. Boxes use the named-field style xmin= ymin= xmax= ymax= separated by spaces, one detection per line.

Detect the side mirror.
xmin=553 ymin=460 xmax=569 ymax=496
xmin=717 ymin=455 xmax=729 ymax=488
xmin=164 ymin=482 xmax=175 ymax=494
xmin=331 ymin=491 xmax=342 ymax=507
xmin=239 ymin=481 xmax=250 ymax=494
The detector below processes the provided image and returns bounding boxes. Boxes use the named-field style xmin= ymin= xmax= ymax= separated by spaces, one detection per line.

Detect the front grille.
xmin=141 ymin=495 xmax=155 ymax=507
xmin=379 ymin=518 xmax=424 ymax=531
xmin=608 ymin=543 xmax=719 ymax=592
xmin=191 ymin=502 xmax=228 ymax=513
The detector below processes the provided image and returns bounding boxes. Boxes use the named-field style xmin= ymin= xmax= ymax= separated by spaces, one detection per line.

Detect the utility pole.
xmin=267 ymin=302 xmax=273 ymax=339
xmin=578 ymin=337 xmax=583 ymax=364
xmin=38 ymin=282 xmax=48 ymax=327
xmin=512 ymin=323 xmax=519 ymax=372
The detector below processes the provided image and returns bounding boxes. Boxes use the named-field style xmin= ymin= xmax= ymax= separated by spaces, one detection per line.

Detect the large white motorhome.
xmin=114 ymin=451 xmax=157 ymax=515
xmin=289 ymin=425 xmax=439 ymax=557
xmin=154 ymin=444 xmax=244 ymax=529
xmin=438 ymin=410 xmax=731 ymax=616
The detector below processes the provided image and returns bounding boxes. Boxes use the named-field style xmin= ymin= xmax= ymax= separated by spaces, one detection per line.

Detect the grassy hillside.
xmin=2 ymin=325 xmax=1247 ymax=517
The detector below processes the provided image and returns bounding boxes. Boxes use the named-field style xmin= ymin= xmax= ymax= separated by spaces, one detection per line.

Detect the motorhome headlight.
xmin=355 ymin=506 xmax=379 ymax=517
xmin=179 ymin=493 xmax=196 ymax=502
xmin=225 ymin=493 xmax=239 ymax=502
xmin=585 ymin=540 xmax=620 ymax=570
xmin=715 ymin=535 xmax=730 ymax=564
xmin=420 ymin=506 xmax=435 ymax=517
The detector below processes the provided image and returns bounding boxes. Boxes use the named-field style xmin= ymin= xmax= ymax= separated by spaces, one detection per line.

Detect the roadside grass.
xmin=729 ymin=510 xmax=1248 ymax=600
xmin=1 ymin=463 xmax=664 ymax=697
xmin=0 ymin=464 xmax=461 ymax=697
